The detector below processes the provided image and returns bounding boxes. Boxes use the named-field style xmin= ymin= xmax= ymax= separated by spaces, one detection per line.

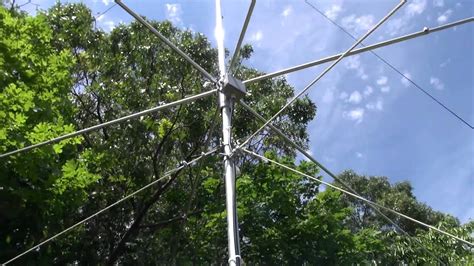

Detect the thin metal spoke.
xmin=228 ymin=0 xmax=256 ymax=74
xmin=237 ymin=100 xmax=445 ymax=264
xmin=115 ymin=0 xmax=217 ymax=83
xmin=94 ymin=3 xmax=117 ymax=20
xmin=2 ymin=147 xmax=219 ymax=265
xmin=0 ymin=89 xmax=217 ymax=159
xmin=243 ymin=17 xmax=474 ymax=85
xmin=236 ymin=0 xmax=406 ymax=150
xmin=240 ymin=147 xmax=474 ymax=247
xmin=305 ymin=0 xmax=473 ymax=129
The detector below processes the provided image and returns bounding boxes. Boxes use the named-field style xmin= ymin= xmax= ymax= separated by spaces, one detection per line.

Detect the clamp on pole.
xmin=228 ymin=255 xmax=242 ymax=264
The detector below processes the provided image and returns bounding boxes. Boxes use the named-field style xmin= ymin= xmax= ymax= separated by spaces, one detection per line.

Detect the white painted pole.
xmin=215 ymin=0 xmax=241 ymax=264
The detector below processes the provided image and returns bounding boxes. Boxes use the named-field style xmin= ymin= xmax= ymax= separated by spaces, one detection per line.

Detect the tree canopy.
xmin=0 ymin=3 xmax=472 ymax=265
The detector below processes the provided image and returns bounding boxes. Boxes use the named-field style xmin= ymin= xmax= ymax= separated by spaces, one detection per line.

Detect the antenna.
xmin=2 ymin=0 xmax=473 ymax=264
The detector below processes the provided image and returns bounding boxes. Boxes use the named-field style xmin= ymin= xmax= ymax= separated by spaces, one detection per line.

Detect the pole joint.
xmin=228 ymin=255 xmax=242 ymax=265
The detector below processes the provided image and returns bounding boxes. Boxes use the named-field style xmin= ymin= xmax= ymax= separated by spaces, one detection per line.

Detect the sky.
xmin=18 ymin=0 xmax=473 ymax=223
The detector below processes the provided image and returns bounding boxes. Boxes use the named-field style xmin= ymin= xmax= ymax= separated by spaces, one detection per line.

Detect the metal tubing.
xmin=243 ymin=17 xmax=474 ymax=84
xmin=115 ymin=0 xmax=217 ymax=83
xmin=228 ymin=0 xmax=256 ymax=74
xmin=237 ymin=0 xmax=406 ymax=149
xmin=0 ymin=90 xmax=217 ymax=158
xmin=215 ymin=0 xmax=241 ymax=264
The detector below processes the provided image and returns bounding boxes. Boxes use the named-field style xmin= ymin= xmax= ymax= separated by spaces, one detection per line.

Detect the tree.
xmin=0 ymin=5 xmax=97 ymax=263
xmin=336 ymin=170 xmax=473 ymax=264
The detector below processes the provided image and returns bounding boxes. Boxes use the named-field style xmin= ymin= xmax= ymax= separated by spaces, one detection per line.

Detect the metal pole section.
xmin=215 ymin=0 xmax=241 ymax=264
xmin=0 ymin=89 xmax=217 ymax=158
xmin=243 ymin=17 xmax=474 ymax=84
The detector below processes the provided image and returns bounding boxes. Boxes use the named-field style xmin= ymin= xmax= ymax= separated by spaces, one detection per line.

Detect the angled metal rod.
xmin=305 ymin=1 xmax=472 ymax=130
xmin=240 ymin=147 xmax=474 ymax=248
xmin=115 ymin=0 xmax=217 ymax=83
xmin=228 ymin=0 xmax=256 ymax=74
xmin=236 ymin=0 xmax=406 ymax=150
xmin=244 ymin=17 xmax=474 ymax=85
xmin=0 ymin=89 xmax=217 ymax=159
xmin=2 ymin=148 xmax=219 ymax=265
xmin=238 ymin=100 xmax=444 ymax=264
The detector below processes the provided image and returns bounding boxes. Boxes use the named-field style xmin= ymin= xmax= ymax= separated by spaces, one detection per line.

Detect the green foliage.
xmin=0 ymin=6 xmax=98 ymax=263
xmin=337 ymin=170 xmax=473 ymax=264
xmin=53 ymin=150 xmax=101 ymax=195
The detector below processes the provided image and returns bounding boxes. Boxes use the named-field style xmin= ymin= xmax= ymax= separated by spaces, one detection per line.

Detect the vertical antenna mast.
xmin=215 ymin=0 xmax=242 ymax=264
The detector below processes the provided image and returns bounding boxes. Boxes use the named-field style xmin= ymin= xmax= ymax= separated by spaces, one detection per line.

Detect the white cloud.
xmin=430 ymin=77 xmax=445 ymax=90
xmin=366 ymin=98 xmax=383 ymax=111
xmin=401 ymin=72 xmax=412 ymax=87
xmin=363 ymin=86 xmax=373 ymax=97
xmin=339 ymin=91 xmax=349 ymax=100
xmin=97 ymin=14 xmax=105 ymax=22
xmin=387 ymin=0 xmax=426 ymax=36
xmin=356 ymin=152 xmax=363 ymax=158
xmin=381 ymin=86 xmax=390 ymax=93
xmin=345 ymin=55 xmax=360 ymax=69
xmin=434 ymin=0 xmax=444 ymax=7
xmin=102 ymin=0 xmax=111 ymax=6
xmin=325 ymin=4 xmax=342 ymax=20
xmin=348 ymin=91 xmax=362 ymax=104
xmin=386 ymin=18 xmax=404 ymax=36
xmin=437 ymin=9 xmax=452 ymax=24
xmin=344 ymin=108 xmax=365 ymax=123
xmin=250 ymin=30 xmax=263 ymax=42
xmin=406 ymin=0 xmax=427 ymax=16
xmin=165 ymin=3 xmax=182 ymax=25
xmin=103 ymin=20 xmax=116 ymax=32
xmin=344 ymin=55 xmax=367 ymax=80
xmin=376 ymin=76 xmax=388 ymax=86
xmin=341 ymin=14 xmax=374 ymax=34
xmin=440 ymin=58 xmax=451 ymax=68
xmin=282 ymin=6 xmax=292 ymax=17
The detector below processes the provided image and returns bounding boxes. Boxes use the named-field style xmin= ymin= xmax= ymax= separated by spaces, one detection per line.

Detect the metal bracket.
xmin=222 ymin=74 xmax=246 ymax=99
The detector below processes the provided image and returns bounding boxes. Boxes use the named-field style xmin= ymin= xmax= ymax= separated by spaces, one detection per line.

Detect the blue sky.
xmin=20 ymin=0 xmax=473 ymax=223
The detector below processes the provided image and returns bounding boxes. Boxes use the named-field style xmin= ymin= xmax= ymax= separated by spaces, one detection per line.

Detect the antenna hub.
xmin=222 ymin=74 xmax=246 ymax=99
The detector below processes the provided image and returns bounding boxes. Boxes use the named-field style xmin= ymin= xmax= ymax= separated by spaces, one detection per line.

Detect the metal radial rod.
xmin=2 ymin=148 xmax=218 ymax=265
xmin=228 ymin=0 xmax=256 ymax=73
xmin=0 ymin=90 xmax=217 ymax=158
xmin=237 ymin=0 xmax=406 ymax=149
xmin=240 ymin=147 xmax=474 ymax=248
xmin=215 ymin=0 xmax=241 ymax=265
xmin=115 ymin=0 xmax=217 ymax=83
xmin=244 ymin=17 xmax=474 ymax=84
xmin=238 ymin=100 xmax=444 ymax=263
